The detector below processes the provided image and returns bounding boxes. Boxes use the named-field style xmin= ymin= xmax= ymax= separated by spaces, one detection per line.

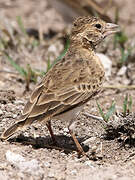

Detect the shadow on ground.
xmin=9 ymin=134 xmax=90 ymax=154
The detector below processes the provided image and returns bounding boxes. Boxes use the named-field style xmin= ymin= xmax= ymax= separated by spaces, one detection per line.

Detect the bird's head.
xmin=71 ymin=16 xmax=119 ymax=49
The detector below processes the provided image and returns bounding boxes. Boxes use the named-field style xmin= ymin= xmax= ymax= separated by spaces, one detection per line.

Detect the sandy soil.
xmin=0 ymin=0 xmax=135 ymax=179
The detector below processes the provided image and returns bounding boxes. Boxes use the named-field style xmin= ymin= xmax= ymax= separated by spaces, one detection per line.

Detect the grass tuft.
xmin=96 ymin=101 xmax=116 ymax=122
xmin=5 ymin=52 xmax=27 ymax=77
xmin=16 ymin=16 xmax=27 ymax=38
xmin=123 ymin=94 xmax=133 ymax=117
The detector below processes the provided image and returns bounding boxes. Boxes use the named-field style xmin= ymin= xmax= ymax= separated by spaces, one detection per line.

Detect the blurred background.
xmin=0 ymin=0 xmax=135 ymax=96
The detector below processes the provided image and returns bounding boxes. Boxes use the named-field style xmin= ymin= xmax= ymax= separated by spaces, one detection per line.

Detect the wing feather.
xmin=23 ymin=83 xmax=97 ymax=120
xmin=29 ymin=101 xmax=60 ymax=118
xmin=38 ymin=93 xmax=55 ymax=105
xmin=22 ymin=84 xmax=43 ymax=116
xmin=20 ymin=54 xmax=103 ymax=122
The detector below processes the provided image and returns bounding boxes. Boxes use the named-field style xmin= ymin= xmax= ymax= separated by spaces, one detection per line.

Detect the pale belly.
xmin=54 ymin=102 xmax=87 ymax=123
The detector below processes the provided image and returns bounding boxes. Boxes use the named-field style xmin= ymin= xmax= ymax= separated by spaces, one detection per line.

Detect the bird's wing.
xmin=21 ymin=56 xmax=101 ymax=121
xmin=22 ymin=84 xmax=94 ymax=121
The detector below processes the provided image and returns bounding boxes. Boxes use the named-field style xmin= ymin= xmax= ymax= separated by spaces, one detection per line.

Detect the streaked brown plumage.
xmin=1 ymin=16 xmax=119 ymax=156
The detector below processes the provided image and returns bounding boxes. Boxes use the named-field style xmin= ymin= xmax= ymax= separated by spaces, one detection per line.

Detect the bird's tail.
xmin=1 ymin=119 xmax=27 ymax=140
xmin=1 ymin=113 xmax=38 ymax=140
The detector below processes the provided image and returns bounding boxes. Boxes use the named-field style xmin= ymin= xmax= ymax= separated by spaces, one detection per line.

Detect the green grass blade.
xmin=16 ymin=16 xmax=27 ymax=37
xmin=5 ymin=53 xmax=27 ymax=77
xmin=46 ymin=59 xmax=51 ymax=72
xmin=105 ymin=101 xmax=116 ymax=122
xmin=128 ymin=95 xmax=132 ymax=112
xmin=96 ymin=101 xmax=107 ymax=122
xmin=123 ymin=94 xmax=128 ymax=116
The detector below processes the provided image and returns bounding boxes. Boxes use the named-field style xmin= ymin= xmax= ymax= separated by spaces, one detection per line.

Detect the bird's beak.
xmin=103 ymin=23 xmax=120 ymax=37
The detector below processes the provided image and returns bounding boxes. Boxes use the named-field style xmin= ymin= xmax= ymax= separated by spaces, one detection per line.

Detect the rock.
xmin=117 ymin=66 xmax=127 ymax=76
xmin=0 ymin=109 xmax=3 ymax=116
xmin=14 ymin=100 xmax=24 ymax=105
xmin=70 ymin=169 xmax=77 ymax=175
xmin=13 ymin=114 xmax=17 ymax=118
xmin=96 ymin=53 xmax=112 ymax=77
xmin=48 ymin=44 xmax=57 ymax=53
xmin=6 ymin=150 xmax=25 ymax=163
xmin=44 ymin=162 xmax=51 ymax=167
xmin=6 ymin=150 xmax=41 ymax=175
xmin=63 ymin=128 xmax=68 ymax=132
xmin=83 ymin=137 xmax=96 ymax=145
xmin=84 ymin=161 xmax=94 ymax=167
xmin=48 ymin=171 xmax=55 ymax=178
xmin=0 ymin=172 xmax=8 ymax=180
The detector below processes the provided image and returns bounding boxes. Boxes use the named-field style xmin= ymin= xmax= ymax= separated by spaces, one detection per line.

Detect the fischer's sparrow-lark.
xmin=1 ymin=16 xmax=119 ymax=156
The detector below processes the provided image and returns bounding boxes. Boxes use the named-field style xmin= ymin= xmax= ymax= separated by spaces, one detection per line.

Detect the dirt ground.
xmin=0 ymin=0 xmax=135 ymax=179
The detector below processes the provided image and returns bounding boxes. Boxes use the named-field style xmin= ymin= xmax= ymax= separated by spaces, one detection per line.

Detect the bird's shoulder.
xmin=42 ymin=48 xmax=104 ymax=89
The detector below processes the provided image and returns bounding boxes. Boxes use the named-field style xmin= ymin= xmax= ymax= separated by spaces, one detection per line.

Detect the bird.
xmin=1 ymin=16 xmax=119 ymax=156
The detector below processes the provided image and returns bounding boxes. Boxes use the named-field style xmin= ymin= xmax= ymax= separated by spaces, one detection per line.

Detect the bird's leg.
xmin=69 ymin=129 xmax=85 ymax=156
xmin=68 ymin=119 xmax=85 ymax=156
xmin=46 ymin=121 xmax=57 ymax=145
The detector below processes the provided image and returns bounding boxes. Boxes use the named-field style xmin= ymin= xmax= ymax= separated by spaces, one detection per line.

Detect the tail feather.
xmin=1 ymin=111 xmax=48 ymax=140
xmin=1 ymin=120 xmax=27 ymax=140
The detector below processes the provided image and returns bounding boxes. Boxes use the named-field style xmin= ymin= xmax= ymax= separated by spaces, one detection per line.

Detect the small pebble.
xmin=6 ymin=150 xmax=40 ymax=175
xmin=117 ymin=66 xmax=127 ymax=76
xmin=13 ymin=114 xmax=17 ymax=118
xmin=96 ymin=53 xmax=112 ymax=77
xmin=84 ymin=161 xmax=93 ymax=167
xmin=71 ymin=169 xmax=77 ymax=175
xmin=44 ymin=162 xmax=51 ymax=167
xmin=0 ymin=109 xmax=3 ymax=116
xmin=48 ymin=171 xmax=55 ymax=178
xmin=63 ymin=128 xmax=68 ymax=132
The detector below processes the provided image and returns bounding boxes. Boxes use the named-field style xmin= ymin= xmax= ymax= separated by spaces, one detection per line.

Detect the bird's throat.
xmin=82 ymin=37 xmax=95 ymax=51
xmin=70 ymin=37 xmax=95 ymax=52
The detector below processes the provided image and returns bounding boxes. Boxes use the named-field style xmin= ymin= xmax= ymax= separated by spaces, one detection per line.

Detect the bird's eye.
xmin=95 ymin=24 xmax=102 ymax=29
